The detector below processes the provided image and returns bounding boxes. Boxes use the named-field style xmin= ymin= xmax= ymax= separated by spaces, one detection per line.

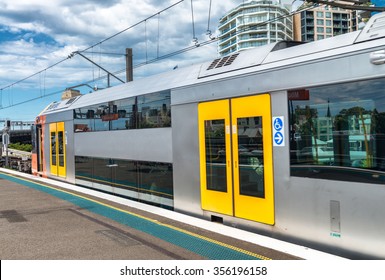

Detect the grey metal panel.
xmin=330 ymin=200 xmax=341 ymax=233
xmin=44 ymin=110 xmax=73 ymax=123
xmin=74 ymin=128 xmax=172 ymax=163
xmin=263 ymin=31 xmax=357 ymax=64
xmin=282 ymin=177 xmax=385 ymax=259
xmin=64 ymin=120 xmax=76 ymax=184
xmin=270 ymin=91 xmax=291 ymax=228
xmin=171 ymin=103 xmax=202 ymax=214
xmin=43 ymin=123 xmax=51 ymax=175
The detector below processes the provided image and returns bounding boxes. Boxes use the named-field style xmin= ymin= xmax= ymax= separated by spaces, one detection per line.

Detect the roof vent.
xmin=355 ymin=12 xmax=385 ymax=43
xmin=206 ymin=53 xmax=239 ymax=70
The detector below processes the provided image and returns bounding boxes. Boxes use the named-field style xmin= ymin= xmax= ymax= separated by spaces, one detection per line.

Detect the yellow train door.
xmin=198 ymin=99 xmax=233 ymax=216
xmin=49 ymin=122 xmax=66 ymax=177
xmin=199 ymin=94 xmax=275 ymax=225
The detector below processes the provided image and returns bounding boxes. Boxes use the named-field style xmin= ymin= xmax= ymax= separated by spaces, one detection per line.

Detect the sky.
xmin=0 ymin=0 xmax=257 ymax=122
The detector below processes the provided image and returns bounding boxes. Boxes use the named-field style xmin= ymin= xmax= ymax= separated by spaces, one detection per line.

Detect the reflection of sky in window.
xmin=292 ymin=78 xmax=385 ymax=115
xmin=78 ymin=90 xmax=171 ymax=115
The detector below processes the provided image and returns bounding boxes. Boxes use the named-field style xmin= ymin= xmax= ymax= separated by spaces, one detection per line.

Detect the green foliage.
xmin=8 ymin=142 xmax=32 ymax=152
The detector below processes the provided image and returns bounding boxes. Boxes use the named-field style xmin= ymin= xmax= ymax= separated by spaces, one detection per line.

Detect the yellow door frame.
xmin=199 ymin=94 xmax=274 ymax=225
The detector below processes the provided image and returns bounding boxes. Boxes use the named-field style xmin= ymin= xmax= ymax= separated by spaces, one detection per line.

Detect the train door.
xmin=199 ymin=94 xmax=274 ymax=225
xmin=49 ymin=122 xmax=66 ymax=177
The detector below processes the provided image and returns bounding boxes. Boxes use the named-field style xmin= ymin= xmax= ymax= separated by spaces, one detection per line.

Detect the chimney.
xmin=62 ymin=89 xmax=81 ymax=100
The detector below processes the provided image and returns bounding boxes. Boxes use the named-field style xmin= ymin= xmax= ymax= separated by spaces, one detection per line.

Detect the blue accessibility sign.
xmin=274 ymin=132 xmax=284 ymax=145
xmin=272 ymin=116 xmax=285 ymax=147
xmin=273 ymin=118 xmax=283 ymax=131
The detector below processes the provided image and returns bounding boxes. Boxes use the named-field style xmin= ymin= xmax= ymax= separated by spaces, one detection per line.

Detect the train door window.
xmin=49 ymin=122 xmax=66 ymax=177
xmin=199 ymin=94 xmax=274 ymax=225
xmin=204 ymin=119 xmax=227 ymax=192
xmin=236 ymin=116 xmax=264 ymax=198
xmin=50 ymin=130 xmax=57 ymax=167
xmin=58 ymin=131 xmax=64 ymax=167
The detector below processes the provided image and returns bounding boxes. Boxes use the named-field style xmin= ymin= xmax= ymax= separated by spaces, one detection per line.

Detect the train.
xmin=32 ymin=12 xmax=385 ymax=259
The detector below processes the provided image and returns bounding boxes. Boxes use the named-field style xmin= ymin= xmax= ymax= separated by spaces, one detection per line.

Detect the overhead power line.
xmin=1 ymin=1 xmax=369 ymax=111
xmin=3 ymin=2 xmax=319 ymax=110
xmin=0 ymin=0 xmax=185 ymax=93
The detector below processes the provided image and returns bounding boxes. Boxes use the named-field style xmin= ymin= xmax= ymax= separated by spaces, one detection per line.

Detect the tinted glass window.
xmin=289 ymin=78 xmax=385 ymax=184
xmin=75 ymin=156 xmax=173 ymax=208
xmin=74 ymin=90 xmax=171 ymax=132
xmin=204 ymin=119 xmax=227 ymax=192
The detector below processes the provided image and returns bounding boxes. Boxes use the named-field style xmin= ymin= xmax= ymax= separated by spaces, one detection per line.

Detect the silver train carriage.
xmin=32 ymin=12 xmax=385 ymax=259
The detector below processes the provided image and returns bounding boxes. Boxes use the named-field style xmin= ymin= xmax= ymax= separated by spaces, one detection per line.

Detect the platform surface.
xmin=0 ymin=169 xmax=345 ymax=260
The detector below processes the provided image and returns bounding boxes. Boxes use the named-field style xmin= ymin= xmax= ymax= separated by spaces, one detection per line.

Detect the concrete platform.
xmin=0 ymin=168 xmax=345 ymax=260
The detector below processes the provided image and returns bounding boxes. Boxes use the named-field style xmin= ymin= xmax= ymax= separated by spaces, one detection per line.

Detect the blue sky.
xmin=0 ymin=0 xmax=242 ymax=121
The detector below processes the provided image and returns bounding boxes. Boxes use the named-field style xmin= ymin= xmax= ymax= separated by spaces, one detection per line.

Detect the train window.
xmin=58 ymin=131 xmax=65 ymax=167
xmin=237 ymin=116 xmax=264 ymax=198
xmin=73 ymin=90 xmax=171 ymax=132
xmin=289 ymin=78 xmax=385 ymax=184
xmin=74 ymin=156 xmax=173 ymax=208
xmin=50 ymin=131 xmax=56 ymax=166
xmin=204 ymin=119 xmax=227 ymax=192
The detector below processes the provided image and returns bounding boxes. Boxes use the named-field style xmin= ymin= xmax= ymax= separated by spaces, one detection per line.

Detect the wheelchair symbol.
xmin=274 ymin=118 xmax=283 ymax=131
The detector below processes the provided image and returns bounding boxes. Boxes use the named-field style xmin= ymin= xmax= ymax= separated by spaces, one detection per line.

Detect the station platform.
xmin=0 ymin=168 xmax=345 ymax=260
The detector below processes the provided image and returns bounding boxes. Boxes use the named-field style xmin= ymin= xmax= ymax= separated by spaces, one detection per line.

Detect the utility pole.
xmin=126 ymin=48 xmax=133 ymax=82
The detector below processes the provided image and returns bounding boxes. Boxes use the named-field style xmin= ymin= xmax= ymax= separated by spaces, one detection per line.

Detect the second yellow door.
xmin=199 ymin=94 xmax=275 ymax=225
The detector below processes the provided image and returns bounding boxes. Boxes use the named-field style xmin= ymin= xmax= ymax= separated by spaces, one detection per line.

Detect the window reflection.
xmin=237 ymin=116 xmax=264 ymax=198
xmin=289 ymin=78 xmax=385 ymax=184
xmin=74 ymin=156 xmax=173 ymax=209
xmin=204 ymin=119 xmax=227 ymax=192
xmin=74 ymin=90 xmax=171 ymax=132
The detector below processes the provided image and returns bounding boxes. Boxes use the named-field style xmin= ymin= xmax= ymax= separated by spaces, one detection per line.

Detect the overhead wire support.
xmin=190 ymin=0 xmax=199 ymax=46
xmin=69 ymin=51 xmax=125 ymax=84
xmin=0 ymin=0 xmax=185 ymax=93
xmin=206 ymin=0 xmax=215 ymax=39
xmin=1 ymin=1 xmax=318 ymax=110
xmin=80 ymin=0 xmax=185 ymax=53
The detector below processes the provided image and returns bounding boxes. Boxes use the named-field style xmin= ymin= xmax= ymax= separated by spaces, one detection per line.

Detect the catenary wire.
xmin=0 ymin=2 xmax=318 ymax=110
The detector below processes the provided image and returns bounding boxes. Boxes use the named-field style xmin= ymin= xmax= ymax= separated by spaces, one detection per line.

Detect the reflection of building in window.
xmin=289 ymin=78 xmax=385 ymax=184
xmin=73 ymin=90 xmax=171 ymax=132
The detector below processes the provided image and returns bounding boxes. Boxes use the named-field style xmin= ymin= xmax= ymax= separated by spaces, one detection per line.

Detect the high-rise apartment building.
xmin=218 ymin=0 xmax=293 ymax=56
xmin=293 ymin=5 xmax=359 ymax=42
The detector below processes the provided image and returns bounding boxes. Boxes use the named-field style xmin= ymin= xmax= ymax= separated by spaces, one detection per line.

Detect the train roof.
xmin=41 ymin=12 xmax=385 ymax=116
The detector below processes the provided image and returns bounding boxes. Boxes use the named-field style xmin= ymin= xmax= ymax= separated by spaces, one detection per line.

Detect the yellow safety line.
xmin=3 ymin=172 xmax=271 ymax=260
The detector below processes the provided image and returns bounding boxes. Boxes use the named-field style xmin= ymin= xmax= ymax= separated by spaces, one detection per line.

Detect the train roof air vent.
xmin=65 ymin=97 xmax=78 ymax=105
xmin=355 ymin=12 xmax=385 ymax=43
xmin=206 ymin=53 xmax=239 ymax=70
